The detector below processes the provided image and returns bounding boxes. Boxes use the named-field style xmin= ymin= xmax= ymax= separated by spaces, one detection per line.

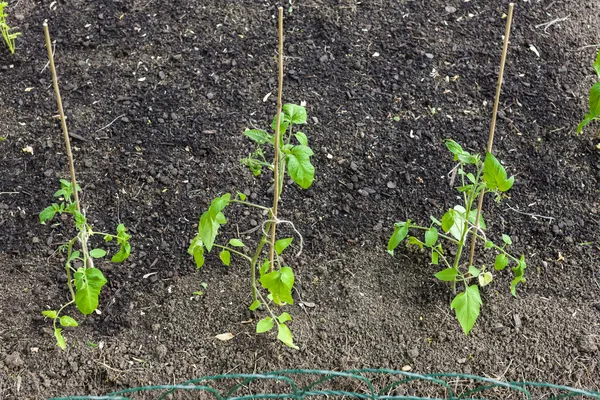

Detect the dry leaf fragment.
xmin=215 ymin=332 xmax=234 ymax=341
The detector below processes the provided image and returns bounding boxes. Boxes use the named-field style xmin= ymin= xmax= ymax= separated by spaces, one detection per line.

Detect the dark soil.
xmin=1 ymin=0 xmax=599 ymax=399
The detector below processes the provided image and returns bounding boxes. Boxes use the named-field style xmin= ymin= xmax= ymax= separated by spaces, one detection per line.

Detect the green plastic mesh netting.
xmin=49 ymin=369 xmax=600 ymax=399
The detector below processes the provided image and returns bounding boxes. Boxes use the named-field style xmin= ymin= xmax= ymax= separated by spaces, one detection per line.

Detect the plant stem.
xmin=65 ymin=238 xmax=77 ymax=301
xmin=229 ymin=199 xmax=271 ymax=212
xmin=467 ymin=3 xmax=515 ymax=268
xmin=250 ymin=220 xmax=272 ymax=303
xmin=268 ymin=7 xmax=284 ymax=272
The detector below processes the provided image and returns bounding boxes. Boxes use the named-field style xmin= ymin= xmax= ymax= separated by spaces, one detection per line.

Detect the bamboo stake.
xmin=268 ymin=7 xmax=284 ymax=271
xmin=467 ymin=3 xmax=515 ymax=268
xmin=43 ymin=21 xmax=81 ymax=214
xmin=43 ymin=21 xmax=94 ymax=277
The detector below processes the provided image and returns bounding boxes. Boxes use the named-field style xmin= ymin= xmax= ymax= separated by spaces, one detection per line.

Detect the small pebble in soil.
xmin=407 ymin=347 xmax=419 ymax=359
xmin=445 ymin=5 xmax=457 ymax=13
xmin=387 ymin=181 xmax=397 ymax=189
xmin=373 ymin=221 xmax=383 ymax=231
xmin=155 ymin=344 xmax=168 ymax=360
xmin=492 ymin=323 xmax=505 ymax=333
xmin=513 ymin=314 xmax=522 ymax=330
xmin=5 ymin=352 xmax=24 ymax=368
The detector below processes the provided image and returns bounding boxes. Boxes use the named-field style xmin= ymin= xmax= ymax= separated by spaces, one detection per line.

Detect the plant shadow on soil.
xmin=0 ymin=0 xmax=599 ymax=398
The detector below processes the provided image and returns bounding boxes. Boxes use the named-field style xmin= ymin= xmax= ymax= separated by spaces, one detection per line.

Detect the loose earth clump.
xmin=0 ymin=0 xmax=599 ymax=398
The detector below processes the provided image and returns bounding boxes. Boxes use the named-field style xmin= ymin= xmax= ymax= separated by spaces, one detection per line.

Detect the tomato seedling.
xmin=189 ymin=104 xmax=314 ymax=349
xmin=388 ymin=140 xmax=526 ymax=334
xmin=40 ymin=179 xmax=131 ymax=349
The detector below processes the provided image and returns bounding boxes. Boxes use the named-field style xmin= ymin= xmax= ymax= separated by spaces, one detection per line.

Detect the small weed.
xmin=0 ymin=2 xmax=20 ymax=54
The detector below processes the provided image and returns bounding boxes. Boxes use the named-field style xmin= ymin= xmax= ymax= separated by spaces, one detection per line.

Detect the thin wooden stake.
xmin=43 ymin=21 xmax=81 ymax=214
xmin=467 ymin=3 xmax=515 ymax=268
xmin=269 ymin=7 xmax=284 ymax=271
xmin=44 ymin=21 xmax=94 ymax=278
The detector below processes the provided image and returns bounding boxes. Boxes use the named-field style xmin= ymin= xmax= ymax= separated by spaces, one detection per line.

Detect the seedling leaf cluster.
xmin=388 ymin=141 xmax=526 ymax=334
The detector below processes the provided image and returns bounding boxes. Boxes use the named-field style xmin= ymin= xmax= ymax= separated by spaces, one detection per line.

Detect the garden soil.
xmin=0 ymin=0 xmax=599 ymax=398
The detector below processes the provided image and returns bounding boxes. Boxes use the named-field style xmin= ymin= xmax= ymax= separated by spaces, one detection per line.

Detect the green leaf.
xmin=112 ymin=224 xmax=132 ymax=263
xmin=236 ymin=191 xmax=247 ymax=201
xmin=197 ymin=195 xmax=230 ymax=252
xmin=249 ymin=300 xmax=261 ymax=311
xmin=260 ymin=267 xmax=294 ymax=305
xmin=430 ymin=216 xmax=442 ymax=226
xmin=442 ymin=207 xmax=467 ymax=240
xmin=256 ymin=317 xmax=274 ymax=333
xmin=74 ymin=267 xmax=107 ymax=315
xmin=485 ymin=240 xmax=494 ymax=249
xmin=478 ymin=271 xmax=493 ymax=287
xmin=59 ymin=315 xmax=79 ymax=327
xmin=209 ymin=194 xmax=231 ymax=219
xmin=278 ymin=312 xmax=292 ymax=324
xmin=407 ymin=236 xmax=424 ymax=250
xmin=42 ymin=310 xmax=58 ymax=319
xmin=434 ymin=268 xmax=458 ymax=282
xmin=451 ymin=285 xmax=482 ymax=335
xmin=271 ymin=112 xmax=289 ymax=135
xmin=244 ymin=129 xmax=272 ymax=144
xmin=111 ymin=242 xmax=131 ymax=263
xmin=219 ymin=249 xmax=231 ymax=266
xmin=229 ymin=239 xmax=245 ymax=247
xmin=444 ymin=140 xmax=477 ymax=164
xmin=275 ymin=237 xmax=293 ymax=255
xmin=285 ymin=145 xmax=315 ymax=189
xmin=445 ymin=140 xmax=464 ymax=157
xmin=577 ymin=82 xmax=600 ymax=134
xmin=55 ymin=328 xmax=66 ymax=350
xmin=425 ymin=227 xmax=438 ymax=247
xmin=502 ymin=234 xmax=512 ymax=245
xmin=431 ymin=250 xmax=439 ymax=265
xmin=468 ymin=265 xmax=481 ymax=277
xmin=294 ymin=132 xmax=308 ymax=146
xmin=283 ymin=104 xmax=307 ymax=124
xmin=73 ymin=211 xmax=87 ymax=230
xmin=89 ymin=249 xmax=107 ymax=259
xmin=260 ymin=260 xmax=270 ymax=275
xmin=594 ymin=50 xmax=600 ymax=79
xmin=483 ymin=152 xmax=514 ymax=192
xmin=39 ymin=205 xmax=57 ymax=224
xmin=494 ymin=253 xmax=510 ymax=271
xmin=388 ymin=220 xmax=411 ymax=255
xmin=510 ymin=255 xmax=526 ymax=296
xmin=277 ymin=322 xmax=299 ymax=349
